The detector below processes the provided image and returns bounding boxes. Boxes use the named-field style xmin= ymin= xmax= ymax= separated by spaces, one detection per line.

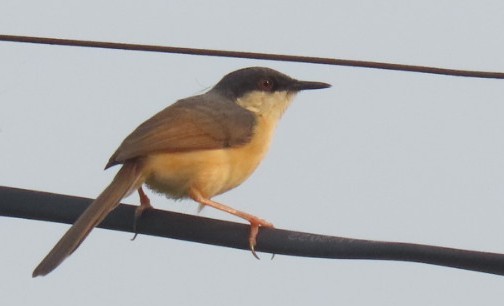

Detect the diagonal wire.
xmin=0 ymin=34 xmax=503 ymax=79
xmin=1 ymin=185 xmax=504 ymax=276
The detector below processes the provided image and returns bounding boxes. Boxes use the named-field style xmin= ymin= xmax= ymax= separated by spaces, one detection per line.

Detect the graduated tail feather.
xmin=32 ymin=161 xmax=145 ymax=277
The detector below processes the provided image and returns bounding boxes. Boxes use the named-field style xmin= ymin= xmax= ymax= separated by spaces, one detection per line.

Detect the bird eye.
xmin=258 ymin=79 xmax=273 ymax=91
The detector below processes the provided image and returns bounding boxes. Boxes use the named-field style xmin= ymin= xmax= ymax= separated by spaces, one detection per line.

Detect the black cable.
xmin=0 ymin=34 xmax=503 ymax=79
xmin=1 ymin=186 xmax=504 ymax=276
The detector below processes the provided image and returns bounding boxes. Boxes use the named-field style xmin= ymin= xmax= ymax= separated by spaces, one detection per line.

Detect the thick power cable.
xmin=1 ymin=186 xmax=503 ymax=276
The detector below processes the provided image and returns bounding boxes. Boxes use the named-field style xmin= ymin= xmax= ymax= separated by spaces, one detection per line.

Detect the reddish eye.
xmin=259 ymin=79 xmax=273 ymax=91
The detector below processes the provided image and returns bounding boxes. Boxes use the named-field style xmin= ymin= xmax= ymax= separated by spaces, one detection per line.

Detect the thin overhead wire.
xmin=1 ymin=34 xmax=503 ymax=79
xmin=2 ymin=186 xmax=504 ymax=276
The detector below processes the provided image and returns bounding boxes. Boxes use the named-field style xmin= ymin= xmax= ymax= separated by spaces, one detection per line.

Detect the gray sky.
xmin=1 ymin=1 xmax=504 ymax=305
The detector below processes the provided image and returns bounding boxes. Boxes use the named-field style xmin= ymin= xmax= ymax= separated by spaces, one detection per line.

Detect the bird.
xmin=32 ymin=67 xmax=330 ymax=277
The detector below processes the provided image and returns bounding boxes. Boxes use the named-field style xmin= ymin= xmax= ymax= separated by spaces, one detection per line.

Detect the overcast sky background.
xmin=1 ymin=1 xmax=504 ymax=305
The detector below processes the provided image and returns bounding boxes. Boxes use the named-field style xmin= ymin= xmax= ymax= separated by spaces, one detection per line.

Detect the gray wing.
xmin=106 ymin=92 xmax=256 ymax=168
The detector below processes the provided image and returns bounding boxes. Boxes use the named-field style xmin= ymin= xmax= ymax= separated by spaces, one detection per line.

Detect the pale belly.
xmin=143 ymin=116 xmax=276 ymax=199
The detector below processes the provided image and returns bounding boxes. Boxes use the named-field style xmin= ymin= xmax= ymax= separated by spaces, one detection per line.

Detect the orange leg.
xmin=189 ymin=188 xmax=273 ymax=259
xmin=131 ymin=186 xmax=153 ymax=240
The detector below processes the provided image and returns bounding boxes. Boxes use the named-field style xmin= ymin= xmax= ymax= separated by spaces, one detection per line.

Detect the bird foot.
xmin=131 ymin=187 xmax=152 ymax=241
xmin=248 ymin=217 xmax=274 ymax=259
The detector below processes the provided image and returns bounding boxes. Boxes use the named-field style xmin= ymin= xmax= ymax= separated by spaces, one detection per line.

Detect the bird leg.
xmin=131 ymin=186 xmax=152 ymax=240
xmin=189 ymin=188 xmax=273 ymax=259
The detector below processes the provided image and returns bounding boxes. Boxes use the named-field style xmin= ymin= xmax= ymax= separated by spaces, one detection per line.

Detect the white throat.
xmin=236 ymin=91 xmax=296 ymax=122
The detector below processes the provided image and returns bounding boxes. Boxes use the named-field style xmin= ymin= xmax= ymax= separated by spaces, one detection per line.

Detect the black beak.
xmin=291 ymin=80 xmax=331 ymax=91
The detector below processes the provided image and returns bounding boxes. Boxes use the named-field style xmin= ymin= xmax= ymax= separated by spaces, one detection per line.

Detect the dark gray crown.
xmin=212 ymin=67 xmax=330 ymax=99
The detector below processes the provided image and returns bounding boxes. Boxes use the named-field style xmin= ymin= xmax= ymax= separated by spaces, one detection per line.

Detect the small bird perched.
xmin=33 ymin=67 xmax=330 ymax=277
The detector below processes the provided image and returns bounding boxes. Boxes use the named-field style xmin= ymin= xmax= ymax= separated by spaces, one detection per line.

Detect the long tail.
xmin=32 ymin=161 xmax=145 ymax=277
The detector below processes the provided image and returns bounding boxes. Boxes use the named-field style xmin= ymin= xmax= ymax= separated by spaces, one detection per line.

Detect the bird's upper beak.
xmin=290 ymin=80 xmax=331 ymax=91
